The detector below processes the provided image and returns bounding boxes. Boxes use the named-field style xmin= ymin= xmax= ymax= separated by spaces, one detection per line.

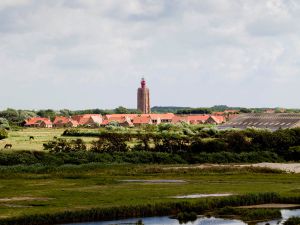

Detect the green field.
xmin=1 ymin=128 xmax=300 ymax=224
xmin=0 ymin=128 xmax=98 ymax=151
xmin=0 ymin=164 xmax=300 ymax=221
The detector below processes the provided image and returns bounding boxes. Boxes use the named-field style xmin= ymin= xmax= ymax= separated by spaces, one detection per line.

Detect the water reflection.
xmin=63 ymin=209 xmax=300 ymax=225
xmin=257 ymin=209 xmax=300 ymax=225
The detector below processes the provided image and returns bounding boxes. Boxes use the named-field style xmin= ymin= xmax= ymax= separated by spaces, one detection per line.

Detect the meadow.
xmin=0 ymin=128 xmax=300 ymax=224
xmin=0 ymin=163 xmax=300 ymax=224
xmin=0 ymin=128 xmax=98 ymax=151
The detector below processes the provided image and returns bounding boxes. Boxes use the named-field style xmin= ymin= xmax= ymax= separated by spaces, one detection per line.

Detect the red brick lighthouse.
xmin=137 ymin=78 xmax=150 ymax=114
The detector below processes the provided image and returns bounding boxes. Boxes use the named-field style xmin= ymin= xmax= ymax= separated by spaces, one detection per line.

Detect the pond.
xmin=62 ymin=209 xmax=300 ymax=225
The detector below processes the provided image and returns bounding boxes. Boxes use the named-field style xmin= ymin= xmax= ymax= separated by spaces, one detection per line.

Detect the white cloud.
xmin=0 ymin=0 xmax=300 ymax=109
xmin=0 ymin=0 xmax=31 ymax=10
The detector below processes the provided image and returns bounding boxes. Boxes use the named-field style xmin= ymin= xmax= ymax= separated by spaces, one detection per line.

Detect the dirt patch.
xmin=0 ymin=197 xmax=53 ymax=202
xmin=238 ymin=204 xmax=300 ymax=209
xmin=0 ymin=204 xmax=32 ymax=208
xmin=250 ymin=163 xmax=300 ymax=173
xmin=172 ymin=193 xmax=233 ymax=199
xmin=164 ymin=163 xmax=300 ymax=173
xmin=121 ymin=179 xmax=186 ymax=183
xmin=63 ymin=185 xmax=103 ymax=191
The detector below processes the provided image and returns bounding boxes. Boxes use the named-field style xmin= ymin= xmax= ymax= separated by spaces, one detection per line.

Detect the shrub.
xmin=177 ymin=211 xmax=197 ymax=223
xmin=0 ymin=128 xmax=8 ymax=140
xmin=0 ymin=118 xmax=10 ymax=130
xmin=284 ymin=217 xmax=300 ymax=225
xmin=43 ymin=138 xmax=87 ymax=153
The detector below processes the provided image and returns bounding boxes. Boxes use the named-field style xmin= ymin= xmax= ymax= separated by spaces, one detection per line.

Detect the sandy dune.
xmin=250 ymin=163 xmax=300 ymax=173
xmin=165 ymin=163 xmax=300 ymax=173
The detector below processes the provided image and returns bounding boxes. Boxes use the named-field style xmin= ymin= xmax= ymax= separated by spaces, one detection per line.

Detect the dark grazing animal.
xmin=29 ymin=136 xmax=34 ymax=140
xmin=4 ymin=144 xmax=12 ymax=149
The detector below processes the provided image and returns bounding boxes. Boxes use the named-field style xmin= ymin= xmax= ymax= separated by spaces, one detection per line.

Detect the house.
xmin=72 ymin=114 xmax=102 ymax=127
xmin=186 ymin=115 xmax=210 ymax=124
xmin=24 ymin=117 xmax=53 ymax=128
xmin=53 ymin=116 xmax=78 ymax=128
xmin=132 ymin=115 xmax=153 ymax=126
xmin=172 ymin=114 xmax=225 ymax=125
xmin=103 ymin=113 xmax=174 ymax=126
xmin=105 ymin=114 xmax=137 ymax=121
xmin=102 ymin=116 xmax=133 ymax=127
xmin=171 ymin=115 xmax=189 ymax=124
xmin=140 ymin=114 xmax=161 ymax=125
xmin=155 ymin=113 xmax=174 ymax=123
xmin=206 ymin=115 xmax=225 ymax=125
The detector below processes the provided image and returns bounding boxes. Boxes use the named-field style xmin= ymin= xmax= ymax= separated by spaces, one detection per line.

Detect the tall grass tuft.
xmin=0 ymin=192 xmax=284 ymax=225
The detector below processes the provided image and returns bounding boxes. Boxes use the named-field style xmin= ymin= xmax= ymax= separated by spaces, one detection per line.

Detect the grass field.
xmin=0 ymin=128 xmax=99 ymax=151
xmin=1 ymin=128 xmax=300 ymax=223
xmin=0 ymin=164 xmax=300 ymax=220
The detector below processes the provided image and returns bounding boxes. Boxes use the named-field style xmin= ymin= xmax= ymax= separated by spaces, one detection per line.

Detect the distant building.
xmin=132 ymin=115 xmax=153 ymax=126
xmin=218 ymin=113 xmax=300 ymax=131
xmin=137 ymin=78 xmax=150 ymax=114
xmin=71 ymin=114 xmax=102 ymax=127
xmin=101 ymin=115 xmax=133 ymax=127
xmin=24 ymin=117 xmax=52 ymax=128
xmin=53 ymin=116 xmax=78 ymax=128
xmin=172 ymin=114 xmax=225 ymax=125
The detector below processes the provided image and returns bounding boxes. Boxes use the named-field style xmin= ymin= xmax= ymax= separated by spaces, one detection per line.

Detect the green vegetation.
xmin=0 ymin=163 xmax=299 ymax=224
xmin=0 ymin=118 xmax=10 ymax=130
xmin=176 ymin=211 xmax=197 ymax=223
xmin=216 ymin=207 xmax=281 ymax=221
xmin=0 ymin=128 xmax=98 ymax=151
xmin=62 ymin=127 xmax=300 ymax=162
xmin=0 ymin=129 xmax=8 ymax=140
xmin=284 ymin=217 xmax=300 ymax=225
xmin=0 ymin=126 xmax=300 ymax=224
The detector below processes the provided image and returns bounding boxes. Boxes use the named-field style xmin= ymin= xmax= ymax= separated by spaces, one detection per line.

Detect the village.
xmin=23 ymin=112 xmax=233 ymax=128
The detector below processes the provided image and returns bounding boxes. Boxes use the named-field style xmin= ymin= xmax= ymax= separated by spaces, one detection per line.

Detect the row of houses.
xmin=23 ymin=113 xmax=228 ymax=128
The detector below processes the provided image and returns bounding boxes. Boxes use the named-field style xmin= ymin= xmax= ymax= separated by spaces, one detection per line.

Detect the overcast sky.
xmin=1 ymin=0 xmax=300 ymax=110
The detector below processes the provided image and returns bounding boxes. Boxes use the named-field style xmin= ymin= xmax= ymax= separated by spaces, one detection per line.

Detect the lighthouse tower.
xmin=137 ymin=78 xmax=150 ymax=114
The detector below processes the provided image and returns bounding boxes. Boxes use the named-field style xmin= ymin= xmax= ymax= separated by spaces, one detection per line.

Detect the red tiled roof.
xmin=107 ymin=116 xmax=129 ymax=123
xmin=186 ymin=115 xmax=210 ymax=123
xmin=25 ymin=117 xmax=52 ymax=126
xmin=132 ymin=115 xmax=152 ymax=124
xmin=102 ymin=116 xmax=133 ymax=126
xmin=142 ymin=113 xmax=175 ymax=120
xmin=105 ymin=114 xmax=137 ymax=120
xmin=172 ymin=115 xmax=189 ymax=123
xmin=72 ymin=114 xmax=102 ymax=125
xmin=209 ymin=115 xmax=225 ymax=124
xmin=53 ymin=116 xmax=79 ymax=126
xmin=53 ymin=116 xmax=70 ymax=124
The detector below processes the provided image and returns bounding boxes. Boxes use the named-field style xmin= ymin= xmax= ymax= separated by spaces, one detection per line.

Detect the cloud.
xmin=0 ymin=0 xmax=31 ymax=10
xmin=0 ymin=0 xmax=300 ymax=109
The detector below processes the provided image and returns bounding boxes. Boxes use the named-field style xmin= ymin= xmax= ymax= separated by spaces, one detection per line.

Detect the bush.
xmin=43 ymin=138 xmax=87 ymax=153
xmin=0 ymin=128 xmax=8 ymax=140
xmin=177 ymin=211 xmax=197 ymax=223
xmin=217 ymin=207 xmax=281 ymax=221
xmin=284 ymin=217 xmax=300 ymax=225
xmin=0 ymin=118 xmax=10 ymax=130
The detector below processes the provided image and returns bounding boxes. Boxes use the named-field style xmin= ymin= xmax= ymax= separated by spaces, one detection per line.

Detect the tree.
xmin=115 ymin=106 xmax=129 ymax=114
xmin=37 ymin=109 xmax=56 ymax=121
xmin=0 ymin=118 xmax=10 ymax=130
xmin=0 ymin=129 xmax=8 ymax=140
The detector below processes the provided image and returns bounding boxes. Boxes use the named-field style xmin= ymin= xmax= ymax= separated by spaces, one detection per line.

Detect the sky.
xmin=1 ymin=0 xmax=300 ymax=110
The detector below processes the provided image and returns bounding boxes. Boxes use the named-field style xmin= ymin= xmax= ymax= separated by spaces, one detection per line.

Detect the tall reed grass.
xmin=0 ymin=192 xmax=285 ymax=225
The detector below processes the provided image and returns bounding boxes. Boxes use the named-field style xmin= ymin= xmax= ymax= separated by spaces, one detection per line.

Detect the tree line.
xmin=59 ymin=127 xmax=300 ymax=161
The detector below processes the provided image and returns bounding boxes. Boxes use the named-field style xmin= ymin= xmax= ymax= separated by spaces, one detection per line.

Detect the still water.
xmin=63 ymin=209 xmax=300 ymax=225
